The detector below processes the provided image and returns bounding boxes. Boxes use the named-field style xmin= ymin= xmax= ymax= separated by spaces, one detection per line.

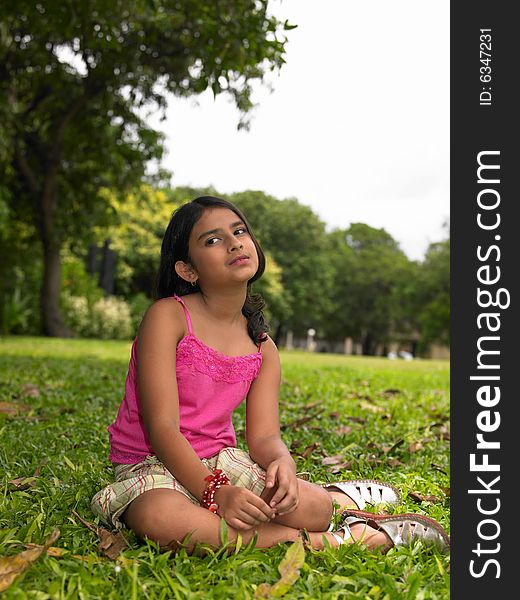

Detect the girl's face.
xmin=180 ymin=207 xmax=259 ymax=288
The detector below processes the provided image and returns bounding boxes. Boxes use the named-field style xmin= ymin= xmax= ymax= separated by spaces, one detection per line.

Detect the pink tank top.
xmin=108 ymin=295 xmax=263 ymax=463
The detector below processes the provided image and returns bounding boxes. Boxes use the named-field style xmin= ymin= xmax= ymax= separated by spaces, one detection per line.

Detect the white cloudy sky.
xmin=148 ymin=0 xmax=449 ymax=261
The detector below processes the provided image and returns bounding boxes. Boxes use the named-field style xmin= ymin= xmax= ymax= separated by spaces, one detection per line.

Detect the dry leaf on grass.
xmin=0 ymin=528 xmax=60 ymax=592
xmin=346 ymin=416 xmax=367 ymax=424
xmin=72 ymin=510 xmax=128 ymax=560
xmin=255 ymin=537 xmax=305 ymax=598
xmin=409 ymin=492 xmax=442 ymax=504
xmin=382 ymin=439 xmax=404 ymax=455
xmin=8 ymin=466 xmax=42 ymax=492
xmin=359 ymin=401 xmax=386 ymax=414
xmin=382 ymin=388 xmax=402 ymax=396
xmin=326 ymin=462 xmax=352 ymax=474
xmin=321 ymin=455 xmax=345 ymax=466
xmin=281 ymin=410 xmax=324 ymax=430
xmin=301 ymin=442 xmax=320 ymax=459
xmin=21 ymin=544 xmax=104 ymax=563
xmin=0 ymin=402 xmax=32 ymax=416
xmin=20 ymin=383 xmax=41 ymax=397
xmin=336 ymin=425 xmax=353 ymax=436
xmin=408 ymin=441 xmax=423 ymax=453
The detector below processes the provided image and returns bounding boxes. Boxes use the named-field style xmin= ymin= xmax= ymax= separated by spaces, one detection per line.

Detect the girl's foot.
xmin=300 ymin=522 xmax=391 ymax=551
xmin=328 ymin=522 xmax=392 ymax=551
xmin=342 ymin=510 xmax=450 ymax=553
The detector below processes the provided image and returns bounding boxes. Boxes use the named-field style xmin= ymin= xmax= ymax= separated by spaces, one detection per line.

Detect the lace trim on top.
xmin=176 ymin=333 xmax=262 ymax=383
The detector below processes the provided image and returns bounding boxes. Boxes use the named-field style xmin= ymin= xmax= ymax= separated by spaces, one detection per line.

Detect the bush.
xmin=62 ymin=293 xmax=133 ymax=340
xmin=128 ymin=292 xmax=152 ymax=334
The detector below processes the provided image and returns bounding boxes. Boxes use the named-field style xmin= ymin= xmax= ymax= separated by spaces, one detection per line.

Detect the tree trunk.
xmin=41 ymin=238 xmax=73 ymax=337
xmin=39 ymin=175 xmax=73 ymax=337
xmin=362 ymin=332 xmax=374 ymax=356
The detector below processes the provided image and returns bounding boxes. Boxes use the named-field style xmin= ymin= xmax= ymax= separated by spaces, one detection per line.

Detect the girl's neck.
xmin=196 ymin=287 xmax=247 ymax=326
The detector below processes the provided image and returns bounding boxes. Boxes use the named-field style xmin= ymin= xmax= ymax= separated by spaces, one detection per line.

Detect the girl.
xmin=91 ymin=196 xmax=449 ymax=554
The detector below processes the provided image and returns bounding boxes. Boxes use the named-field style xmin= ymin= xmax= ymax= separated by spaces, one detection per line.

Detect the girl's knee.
xmin=310 ymin=484 xmax=334 ymax=530
xmin=123 ymin=489 xmax=198 ymax=547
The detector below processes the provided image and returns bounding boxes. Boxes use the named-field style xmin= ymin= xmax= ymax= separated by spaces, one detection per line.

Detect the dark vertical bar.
xmin=451 ymin=3 xmax=517 ymax=596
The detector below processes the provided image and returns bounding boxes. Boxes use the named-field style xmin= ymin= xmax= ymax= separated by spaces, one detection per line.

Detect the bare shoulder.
xmin=259 ymin=335 xmax=281 ymax=366
xmin=137 ymin=297 xmax=187 ymax=346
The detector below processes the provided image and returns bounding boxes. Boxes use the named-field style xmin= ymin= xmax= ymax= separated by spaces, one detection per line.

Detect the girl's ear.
xmin=174 ymin=260 xmax=198 ymax=284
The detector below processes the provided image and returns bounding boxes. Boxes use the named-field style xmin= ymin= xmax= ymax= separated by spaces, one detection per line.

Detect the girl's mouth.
xmin=229 ymin=256 xmax=249 ymax=266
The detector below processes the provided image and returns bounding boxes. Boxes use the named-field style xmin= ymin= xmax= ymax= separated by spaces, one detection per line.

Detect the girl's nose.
xmin=229 ymin=236 xmax=243 ymax=250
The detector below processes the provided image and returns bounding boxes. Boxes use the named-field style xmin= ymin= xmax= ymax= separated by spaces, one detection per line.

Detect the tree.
xmin=0 ymin=1 xmax=292 ymax=335
xmin=413 ymin=237 xmax=450 ymax=352
xmin=326 ymin=223 xmax=415 ymax=355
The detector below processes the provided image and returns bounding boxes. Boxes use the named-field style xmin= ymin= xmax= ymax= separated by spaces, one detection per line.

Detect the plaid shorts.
xmin=90 ymin=447 xmax=268 ymax=529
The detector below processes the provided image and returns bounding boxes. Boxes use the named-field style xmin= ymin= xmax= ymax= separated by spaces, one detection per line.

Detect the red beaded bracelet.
xmin=201 ymin=469 xmax=230 ymax=513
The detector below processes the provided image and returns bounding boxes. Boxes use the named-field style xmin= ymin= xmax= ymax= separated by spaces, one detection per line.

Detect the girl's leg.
xmin=121 ymin=487 xmax=389 ymax=554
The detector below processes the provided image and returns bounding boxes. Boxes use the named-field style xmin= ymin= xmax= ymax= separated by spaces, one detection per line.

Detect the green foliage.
xmin=0 ymin=337 xmax=449 ymax=598
xmin=0 ymin=214 xmax=42 ymax=336
xmin=414 ymin=239 xmax=450 ymax=351
xmin=61 ymin=294 xmax=133 ymax=340
xmin=0 ymin=285 xmax=31 ymax=336
xmin=326 ymin=224 xmax=417 ymax=353
xmin=91 ymin=184 xmax=183 ymax=297
xmin=0 ymin=1 xmax=291 ymax=333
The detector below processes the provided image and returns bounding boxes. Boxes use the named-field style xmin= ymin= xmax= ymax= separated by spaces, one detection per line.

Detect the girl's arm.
xmin=245 ymin=337 xmax=298 ymax=515
xmin=137 ymin=300 xmax=213 ymax=501
xmin=137 ymin=300 xmax=273 ymax=528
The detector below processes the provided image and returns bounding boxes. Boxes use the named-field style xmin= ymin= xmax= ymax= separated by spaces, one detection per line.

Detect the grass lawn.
xmin=0 ymin=337 xmax=450 ymax=599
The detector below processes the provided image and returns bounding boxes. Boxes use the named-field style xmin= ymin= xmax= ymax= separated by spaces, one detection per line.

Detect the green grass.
xmin=0 ymin=337 xmax=450 ymax=599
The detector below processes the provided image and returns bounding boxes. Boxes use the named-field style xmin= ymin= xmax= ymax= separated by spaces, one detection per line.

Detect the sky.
xmin=147 ymin=0 xmax=449 ymax=261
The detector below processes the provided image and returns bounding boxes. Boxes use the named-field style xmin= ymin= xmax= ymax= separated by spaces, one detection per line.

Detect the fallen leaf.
xmin=72 ymin=510 xmax=128 ymax=560
xmin=387 ymin=458 xmax=406 ymax=468
xmin=327 ymin=462 xmax=352 ymax=474
xmin=436 ymin=425 xmax=450 ymax=440
xmin=346 ymin=416 xmax=367 ymax=424
xmin=20 ymin=383 xmax=40 ymax=397
xmin=328 ymin=412 xmax=340 ymax=419
xmin=281 ymin=410 xmax=324 ymax=430
xmin=408 ymin=441 xmax=423 ymax=453
xmin=302 ymin=402 xmax=321 ymax=413
xmin=322 ymin=455 xmax=345 ymax=466
xmin=0 ymin=402 xmax=32 ymax=416
xmin=359 ymin=401 xmax=385 ymax=414
xmin=382 ymin=388 xmax=402 ymax=396
xmin=8 ymin=466 xmax=41 ymax=492
xmin=335 ymin=425 xmax=352 ymax=436
xmin=440 ymin=486 xmax=451 ymax=497
xmin=382 ymin=439 xmax=404 ymax=455
xmin=254 ymin=537 xmax=305 ymax=598
xmin=409 ymin=492 xmax=442 ymax=504
xmin=301 ymin=442 xmax=320 ymax=459
xmin=0 ymin=528 xmax=60 ymax=592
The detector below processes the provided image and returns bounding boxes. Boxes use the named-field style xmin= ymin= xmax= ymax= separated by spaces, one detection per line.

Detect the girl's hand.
xmin=213 ymin=485 xmax=275 ymax=531
xmin=262 ymin=457 xmax=299 ymax=516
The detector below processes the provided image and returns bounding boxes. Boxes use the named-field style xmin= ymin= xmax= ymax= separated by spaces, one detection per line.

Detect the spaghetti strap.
xmin=172 ymin=294 xmax=193 ymax=334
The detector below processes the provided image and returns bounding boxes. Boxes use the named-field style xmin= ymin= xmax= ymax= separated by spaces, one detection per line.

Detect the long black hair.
xmin=155 ymin=196 xmax=269 ymax=344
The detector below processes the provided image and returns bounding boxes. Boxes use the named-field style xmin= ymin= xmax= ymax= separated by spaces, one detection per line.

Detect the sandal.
xmin=329 ymin=524 xmax=353 ymax=546
xmin=343 ymin=509 xmax=450 ymax=552
xmin=321 ymin=479 xmax=401 ymax=510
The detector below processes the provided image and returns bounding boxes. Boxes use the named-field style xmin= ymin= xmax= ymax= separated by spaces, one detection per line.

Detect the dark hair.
xmin=155 ymin=196 xmax=269 ymax=344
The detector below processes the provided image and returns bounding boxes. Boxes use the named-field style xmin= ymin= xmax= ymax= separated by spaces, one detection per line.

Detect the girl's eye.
xmin=235 ymin=227 xmax=247 ymax=235
xmin=205 ymin=237 xmax=220 ymax=245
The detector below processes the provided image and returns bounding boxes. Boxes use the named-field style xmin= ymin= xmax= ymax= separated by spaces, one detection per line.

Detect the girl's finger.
xmin=264 ymin=464 xmax=278 ymax=489
xmin=250 ymin=494 xmax=277 ymax=519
